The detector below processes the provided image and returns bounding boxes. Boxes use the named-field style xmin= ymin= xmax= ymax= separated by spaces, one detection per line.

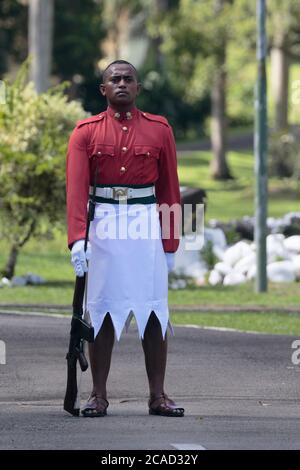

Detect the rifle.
xmin=63 ymin=170 xmax=98 ymax=416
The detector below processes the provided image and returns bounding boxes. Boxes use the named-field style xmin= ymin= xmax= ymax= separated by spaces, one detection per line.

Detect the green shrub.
xmin=0 ymin=63 xmax=88 ymax=277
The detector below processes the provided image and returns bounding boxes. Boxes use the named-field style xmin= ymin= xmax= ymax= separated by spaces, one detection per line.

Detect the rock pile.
xmin=0 ymin=273 xmax=45 ymax=288
xmin=172 ymin=213 xmax=300 ymax=286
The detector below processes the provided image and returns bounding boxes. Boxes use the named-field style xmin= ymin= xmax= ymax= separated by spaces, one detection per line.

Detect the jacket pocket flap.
xmin=134 ymin=145 xmax=160 ymax=159
xmin=88 ymin=144 xmax=115 ymax=157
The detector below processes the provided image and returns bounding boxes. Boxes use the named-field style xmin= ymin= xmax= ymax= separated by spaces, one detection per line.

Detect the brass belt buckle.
xmin=112 ymin=187 xmax=128 ymax=202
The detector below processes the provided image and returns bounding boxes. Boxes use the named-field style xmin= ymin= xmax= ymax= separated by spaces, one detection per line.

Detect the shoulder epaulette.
xmin=141 ymin=112 xmax=169 ymax=127
xmin=76 ymin=113 xmax=105 ymax=128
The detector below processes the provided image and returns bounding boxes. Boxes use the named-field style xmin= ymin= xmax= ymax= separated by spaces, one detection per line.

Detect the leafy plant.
xmin=0 ymin=63 xmax=88 ymax=278
xmin=200 ymin=240 xmax=218 ymax=270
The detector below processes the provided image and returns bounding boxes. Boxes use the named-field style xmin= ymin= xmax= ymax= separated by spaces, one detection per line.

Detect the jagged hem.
xmin=87 ymin=301 xmax=174 ymax=341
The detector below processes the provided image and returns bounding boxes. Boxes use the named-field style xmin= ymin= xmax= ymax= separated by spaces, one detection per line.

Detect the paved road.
xmin=0 ymin=313 xmax=300 ymax=450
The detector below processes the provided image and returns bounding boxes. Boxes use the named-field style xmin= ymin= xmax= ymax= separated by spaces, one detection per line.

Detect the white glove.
xmin=71 ymin=239 xmax=91 ymax=277
xmin=165 ymin=252 xmax=175 ymax=273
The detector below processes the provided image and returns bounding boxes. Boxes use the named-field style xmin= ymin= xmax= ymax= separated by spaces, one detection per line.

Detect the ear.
xmin=136 ymin=82 xmax=142 ymax=96
xmin=100 ymin=84 xmax=106 ymax=96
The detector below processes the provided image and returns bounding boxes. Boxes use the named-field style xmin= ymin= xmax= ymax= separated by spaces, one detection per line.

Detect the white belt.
xmin=89 ymin=185 xmax=155 ymax=200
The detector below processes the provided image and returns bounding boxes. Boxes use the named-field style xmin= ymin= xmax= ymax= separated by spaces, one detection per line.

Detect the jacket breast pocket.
xmin=134 ymin=145 xmax=160 ymax=180
xmin=88 ymin=143 xmax=115 ymax=159
xmin=88 ymin=144 xmax=116 ymax=181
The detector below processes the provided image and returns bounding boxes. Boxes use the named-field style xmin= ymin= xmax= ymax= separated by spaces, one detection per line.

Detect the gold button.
xmin=122 ymin=146 xmax=127 ymax=152
xmin=120 ymin=166 xmax=126 ymax=173
xmin=114 ymin=112 xmax=120 ymax=119
xmin=122 ymin=126 xmax=128 ymax=132
xmin=126 ymin=112 xmax=132 ymax=120
xmin=97 ymin=151 xmax=102 ymax=155
xmin=146 ymin=151 xmax=150 ymax=156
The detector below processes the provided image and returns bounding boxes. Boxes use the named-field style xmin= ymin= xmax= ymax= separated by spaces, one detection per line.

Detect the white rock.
xmin=267 ymin=234 xmax=291 ymax=260
xmin=234 ymin=252 xmax=256 ymax=275
xmin=177 ymin=279 xmax=187 ymax=289
xmin=214 ymin=262 xmax=232 ymax=276
xmin=283 ymin=236 xmax=300 ymax=254
xmin=267 ymin=233 xmax=285 ymax=243
xmin=183 ymin=261 xmax=208 ymax=279
xmin=292 ymin=255 xmax=300 ymax=279
xmin=267 ymin=217 xmax=284 ymax=233
xmin=282 ymin=212 xmax=300 ymax=225
xmin=223 ymin=241 xmax=253 ymax=267
xmin=1 ymin=277 xmax=11 ymax=287
xmin=204 ymin=227 xmax=227 ymax=249
xmin=247 ymin=265 xmax=256 ymax=281
xmin=208 ymin=270 xmax=223 ymax=286
xmin=169 ymin=279 xmax=186 ymax=290
xmin=181 ymin=234 xmax=205 ymax=252
xmin=175 ymin=236 xmax=204 ymax=270
xmin=223 ymin=272 xmax=247 ymax=286
xmin=25 ymin=273 xmax=46 ymax=285
xmin=267 ymin=261 xmax=296 ymax=283
xmin=11 ymin=276 xmax=27 ymax=287
xmin=267 ymin=252 xmax=279 ymax=264
xmin=194 ymin=276 xmax=206 ymax=286
xmin=212 ymin=245 xmax=225 ymax=261
xmin=169 ymin=280 xmax=179 ymax=290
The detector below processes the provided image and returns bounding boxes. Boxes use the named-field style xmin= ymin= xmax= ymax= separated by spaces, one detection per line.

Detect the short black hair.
xmin=102 ymin=60 xmax=138 ymax=82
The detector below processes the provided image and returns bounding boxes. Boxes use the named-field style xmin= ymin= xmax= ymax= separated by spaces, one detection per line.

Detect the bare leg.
xmin=88 ymin=313 xmax=115 ymax=400
xmin=142 ymin=311 xmax=167 ymax=397
xmin=142 ymin=312 xmax=185 ymax=417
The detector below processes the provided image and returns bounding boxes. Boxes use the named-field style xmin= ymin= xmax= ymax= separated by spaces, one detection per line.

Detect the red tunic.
xmin=66 ymin=106 xmax=181 ymax=252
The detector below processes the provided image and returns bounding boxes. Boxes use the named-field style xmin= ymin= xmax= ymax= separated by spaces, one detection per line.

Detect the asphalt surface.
xmin=0 ymin=312 xmax=300 ymax=450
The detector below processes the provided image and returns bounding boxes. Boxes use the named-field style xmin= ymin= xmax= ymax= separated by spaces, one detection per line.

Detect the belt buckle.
xmin=112 ymin=187 xmax=128 ymax=202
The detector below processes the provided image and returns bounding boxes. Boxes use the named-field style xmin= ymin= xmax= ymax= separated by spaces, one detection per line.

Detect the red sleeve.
xmin=155 ymin=124 xmax=181 ymax=253
xmin=66 ymin=125 xmax=90 ymax=248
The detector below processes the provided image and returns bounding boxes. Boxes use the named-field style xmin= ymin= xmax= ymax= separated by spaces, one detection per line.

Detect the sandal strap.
xmin=149 ymin=393 xmax=180 ymax=411
xmin=83 ymin=394 xmax=109 ymax=411
xmin=91 ymin=394 xmax=109 ymax=406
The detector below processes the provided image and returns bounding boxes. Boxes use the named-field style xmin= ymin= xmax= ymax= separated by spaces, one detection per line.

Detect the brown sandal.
xmin=81 ymin=394 xmax=109 ymax=417
xmin=148 ymin=393 xmax=184 ymax=417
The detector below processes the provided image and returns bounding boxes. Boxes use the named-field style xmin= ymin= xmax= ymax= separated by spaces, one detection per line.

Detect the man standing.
xmin=66 ymin=60 xmax=184 ymax=417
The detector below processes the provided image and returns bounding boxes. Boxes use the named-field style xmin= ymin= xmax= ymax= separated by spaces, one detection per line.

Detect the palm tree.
xmin=28 ymin=0 xmax=54 ymax=93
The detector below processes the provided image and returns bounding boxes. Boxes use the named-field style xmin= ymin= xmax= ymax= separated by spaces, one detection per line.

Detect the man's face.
xmin=100 ymin=64 xmax=141 ymax=108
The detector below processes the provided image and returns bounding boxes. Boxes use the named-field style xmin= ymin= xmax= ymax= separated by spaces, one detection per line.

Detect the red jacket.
xmin=66 ymin=106 xmax=181 ymax=252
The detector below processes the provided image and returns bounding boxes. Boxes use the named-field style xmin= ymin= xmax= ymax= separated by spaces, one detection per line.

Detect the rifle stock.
xmin=64 ymin=160 xmax=98 ymax=416
xmin=63 ymin=275 xmax=94 ymax=416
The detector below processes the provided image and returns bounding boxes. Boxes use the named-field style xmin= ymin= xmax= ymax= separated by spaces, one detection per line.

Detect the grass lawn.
xmin=170 ymin=311 xmax=300 ymax=336
xmin=177 ymin=150 xmax=300 ymax=221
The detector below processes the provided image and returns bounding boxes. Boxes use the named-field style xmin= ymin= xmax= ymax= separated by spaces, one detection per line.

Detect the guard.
xmin=66 ymin=60 xmax=184 ymax=417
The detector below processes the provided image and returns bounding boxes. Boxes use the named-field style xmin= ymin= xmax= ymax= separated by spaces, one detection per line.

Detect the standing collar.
xmin=107 ymin=106 xmax=138 ymax=121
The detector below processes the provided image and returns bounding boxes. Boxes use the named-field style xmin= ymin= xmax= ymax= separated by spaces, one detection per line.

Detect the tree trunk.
xmin=28 ymin=0 xmax=54 ymax=93
xmin=210 ymin=0 xmax=232 ymax=180
xmin=153 ymin=0 xmax=168 ymax=69
xmin=210 ymin=60 xmax=232 ymax=180
xmin=271 ymin=45 xmax=289 ymax=131
xmin=2 ymin=244 xmax=19 ymax=280
xmin=1 ymin=220 xmax=36 ymax=280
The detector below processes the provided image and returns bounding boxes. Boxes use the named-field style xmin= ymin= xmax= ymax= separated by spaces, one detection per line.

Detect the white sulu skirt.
xmin=86 ymin=202 xmax=173 ymax=341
